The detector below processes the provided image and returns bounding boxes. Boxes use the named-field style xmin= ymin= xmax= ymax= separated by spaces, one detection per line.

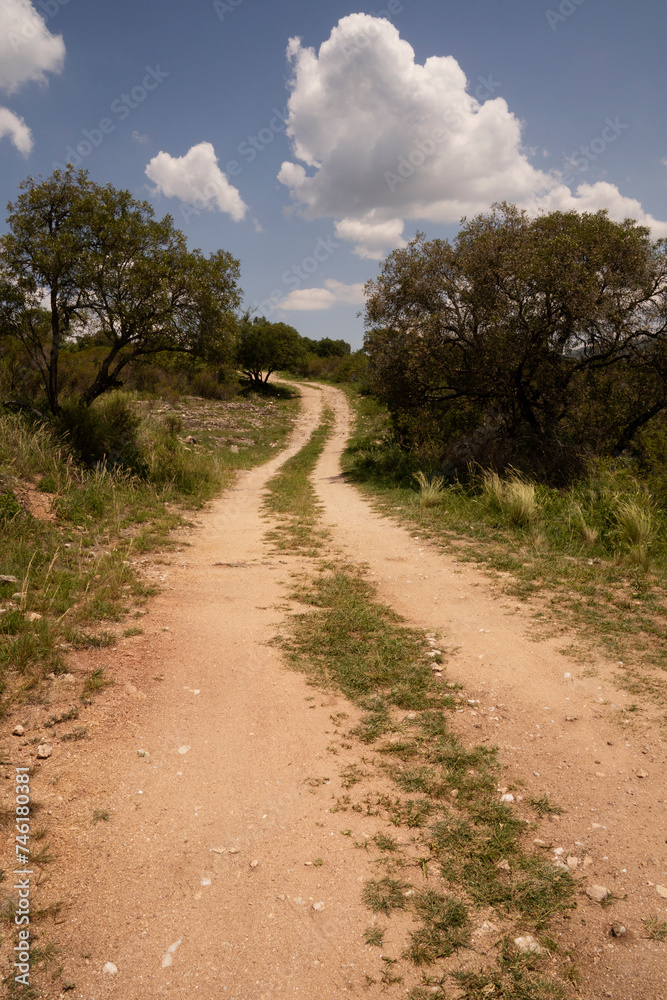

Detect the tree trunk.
xmin=48 ymin=285 xmax=60 ymax=413
xmin=614 ymin=402 xmax=666 ymax=454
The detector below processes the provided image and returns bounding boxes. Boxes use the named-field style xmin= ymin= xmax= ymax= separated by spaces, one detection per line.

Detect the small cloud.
xmin=662 ymin=157 xmax=667 ymax=167
xmin=132 ymin=130 xmax=150 ymax=144
xmin=0 ymin=106 xmax=32 ymax=155
xmin=252 ymin=217 xmax=263 ymax=233
xmin=278 ymin=279 xmax=366 ymax=312
xmin=145 ymin=141 xmax=248 ymax=222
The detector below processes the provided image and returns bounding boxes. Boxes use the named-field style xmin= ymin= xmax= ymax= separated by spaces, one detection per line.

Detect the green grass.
xmin=364 ymin=925 xmax=386 ymax=948
xmin=642 ymin=915 xmax=667 ymax=941
xmin=406 ymin=892 xmax=471 ymax=965
xmin=262 ymin=408 xmax=334 ymax=553
xmin=363 ymin=876 xmax=412 ymax=915
xmin=0 ymin=390 xmax=297 ymax=713
xmin=341 ymin=391 xmax=667 ymax=695
xmin=264 ymin=386 xmax=578 ymax=997
xmin=277 ymin=561 xmax=575 ymax=995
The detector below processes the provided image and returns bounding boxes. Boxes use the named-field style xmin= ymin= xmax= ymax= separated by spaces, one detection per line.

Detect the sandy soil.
xmin=9 ymin=383 xmax=667 ymax=1000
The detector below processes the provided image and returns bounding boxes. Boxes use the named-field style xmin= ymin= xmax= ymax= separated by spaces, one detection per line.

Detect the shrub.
xmin=57 ymin=392 xmax=146 ymax=474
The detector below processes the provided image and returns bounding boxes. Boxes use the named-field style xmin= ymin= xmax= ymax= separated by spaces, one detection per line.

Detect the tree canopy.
xmin=0 ymin=167 xmax=241 ymax=413
xmin=236 ymin=317 xmax=308 ymax=387
xmin=364 ymin=203 xmax=667 ymax=479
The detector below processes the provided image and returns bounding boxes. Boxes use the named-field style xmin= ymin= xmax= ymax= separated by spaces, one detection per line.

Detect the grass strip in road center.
xmin=279 ymin=565 xmax=578 ymax=998
xmin=263 ymin=414 xmax=579 ymax=998
xmin=262 ymin=406 xmax=334 ymax=555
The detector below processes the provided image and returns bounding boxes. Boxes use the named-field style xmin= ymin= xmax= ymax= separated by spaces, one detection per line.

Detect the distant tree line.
xmin=0 ymin=168 xmax=365 ymax=418
xmin=364 ymin=203 xmax=667 ymax=481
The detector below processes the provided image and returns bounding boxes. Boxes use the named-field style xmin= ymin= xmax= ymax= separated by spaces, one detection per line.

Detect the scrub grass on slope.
xmin=341 ymin=393 xmax=667 ymax=710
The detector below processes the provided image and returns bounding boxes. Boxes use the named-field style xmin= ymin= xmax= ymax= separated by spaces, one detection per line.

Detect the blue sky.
xmin=1 ymin=0 xmax=666 ymax=348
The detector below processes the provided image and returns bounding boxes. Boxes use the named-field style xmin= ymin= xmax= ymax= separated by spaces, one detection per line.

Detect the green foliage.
xmin=365 ymin=204 xmax=667 ymax=481
xmin=57 ymin=392 xmax=146 ymax=472
xmin=343 ymin=396 xmax=667 ymax=668
xmin=0 ymin=167 xmax=241 ymax=413
xmin=237 ymin=317 xmax=307 ymax=387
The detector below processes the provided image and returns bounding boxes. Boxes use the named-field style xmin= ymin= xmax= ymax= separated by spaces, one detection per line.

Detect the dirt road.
xmin=40 ymin=384 xmax=667 ymax=999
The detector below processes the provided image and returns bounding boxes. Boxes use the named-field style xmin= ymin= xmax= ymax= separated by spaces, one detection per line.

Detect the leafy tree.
xmin=0 ymin=167 xmax=241 ymax=413
xmin=364 ymin=204 xmax=667 ymax=478
xmin=236 ymin=317 xmax=307 ymax=387
xmin=301 ymin=335 xmax=351 ymax=358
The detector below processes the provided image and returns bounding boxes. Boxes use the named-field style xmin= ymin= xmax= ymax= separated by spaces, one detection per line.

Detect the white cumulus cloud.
xmin=0 ymin=0 xmax=65 ymax=93
xmin=0 ymin=0 xmax=65 ymax=155
xmin=278 ymin=14 xmax=667 ymax=258
xmin=145 ymin=141 xmax=248 ymax=222
xmin=278 ymin=278 xmax=366 ymax=312
xmin=0 ymin=105 xmax=32 ymax=154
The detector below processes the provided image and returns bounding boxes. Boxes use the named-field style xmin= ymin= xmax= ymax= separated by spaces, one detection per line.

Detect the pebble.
xmin=25 ymin=611 xmax=42 ymax=622
xmin=473 ymin=921 xmax=498 ymax=936
xmin=637 ymin=770 xmax=649 ymax=779
xmin=102 ymin=963 xmax=118 ymax=975
xmin=514 ymin=935 xmax=542 ymax=955
xmin=656 ymin=885 xmax=667 ymax=899
xmin=12 ymin=725 xmax=24 ymax=737
xmin=496 ymin=859 xmax=511 ymax=872
xmin=0 ymin=574 xmax=19 ymax=584
xmin=586 ymin=885 xmax=610 ymax=902
xmin=178 ymin=746 xmax=191 ymax=755
xmin=312 ymin=901 xmax=325 ymax=912
xmin=611 ymin=924 xmax=627 ymax=938
xmin=250 ymin=860 xmax=259 ymax=869
xmin=567 ymin=856 xmax=580 ymax=870
xmin=228 ymin=848 xmax=240 ymax=855
xmin=500 ymin=793 xmax=514 ymax=803
xmin=36 ymin=744 xmax=52 ymax=760
xmin=210 ymin=847 xmax=226 ymax=855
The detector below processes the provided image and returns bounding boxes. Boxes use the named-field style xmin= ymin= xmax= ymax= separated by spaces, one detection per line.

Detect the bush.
xmin=57 ymin=392 xmax=146 ymax=474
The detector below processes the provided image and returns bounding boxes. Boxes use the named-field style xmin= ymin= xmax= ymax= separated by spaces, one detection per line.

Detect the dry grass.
xmin=482 ymin=471 xmax=537 ymax=526
xmin=414 ymin=471 xmax=446 ymax=508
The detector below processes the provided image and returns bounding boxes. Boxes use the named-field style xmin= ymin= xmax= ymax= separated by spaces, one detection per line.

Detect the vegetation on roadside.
xmin=266 ymin=420 xmax=578 ymax=999
xmin=342 ymin=393 xmax=667 ymax=698
xmin=364 ymin=204 xmax=667 ymax=484
xmin=0 ymin=389 xmax=297 ymax=715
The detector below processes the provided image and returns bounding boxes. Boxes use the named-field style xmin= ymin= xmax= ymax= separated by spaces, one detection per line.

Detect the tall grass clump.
xmin=414 ymin=471 xmax=446 ymax=508
xmin=570 ymin=502 xmax=599 ymax=548
xmin=482 ymin=471 xmax=537 ymax=526
xmin=616 ymin=498 xmax=655 ymax=571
